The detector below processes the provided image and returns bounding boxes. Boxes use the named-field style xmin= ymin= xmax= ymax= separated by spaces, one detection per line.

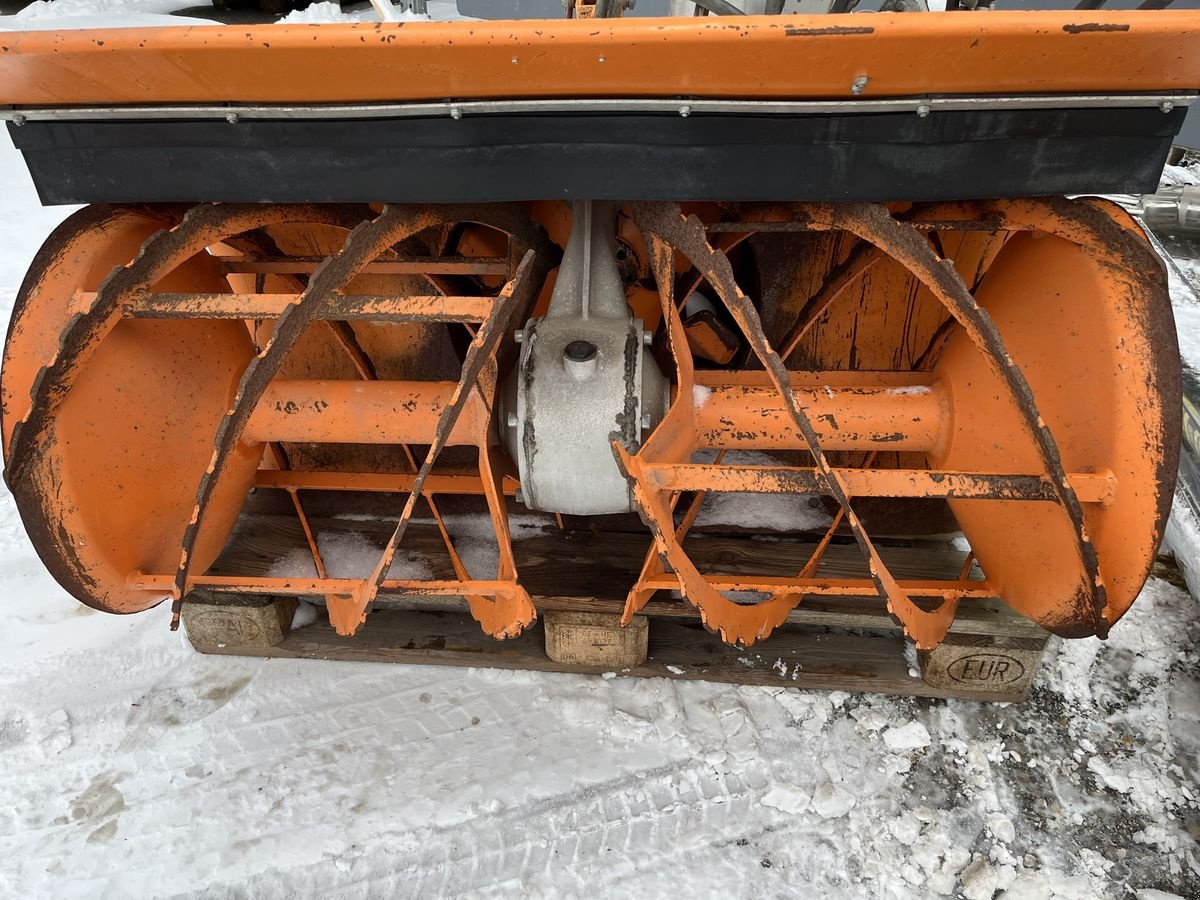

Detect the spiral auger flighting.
xmin=614 ymin=198 xmax=1178 ymax=647
xmin=1 ymin=201 xmax=560 ymax=639
xmin=0 ymin=191 xmax=1179 ymax=649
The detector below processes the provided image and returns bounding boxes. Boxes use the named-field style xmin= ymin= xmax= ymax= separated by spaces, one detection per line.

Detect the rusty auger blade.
xmin=170 ymin=204 xmax=489 ymax=621
xmin=5 ymin=204 xmax=371 ymax=493
xmin=814 ymin=200 xmax=1110 ymax=638
xmin=325 ymin=250 xmax=542 ymax=637
xmin=629 ymin=201 xmax=959 ymax=650
xmin=614 ymin=228 xmax=805 ymax=646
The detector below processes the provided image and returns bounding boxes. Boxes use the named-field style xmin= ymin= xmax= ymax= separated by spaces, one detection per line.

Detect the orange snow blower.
xmin=1 ymin=8 xmax=1197 ymax=649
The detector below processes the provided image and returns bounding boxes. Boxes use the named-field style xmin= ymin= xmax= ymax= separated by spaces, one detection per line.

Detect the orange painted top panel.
xmin=0 ymin=11 xmax=1198 ymax=107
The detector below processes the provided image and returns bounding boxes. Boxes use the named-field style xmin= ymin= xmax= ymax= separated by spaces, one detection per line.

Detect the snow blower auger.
xmin=1 ymin=8 xmax=1197 ymax=650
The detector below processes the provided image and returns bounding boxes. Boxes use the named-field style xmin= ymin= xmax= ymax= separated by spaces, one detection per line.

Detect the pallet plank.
xmin=210 ymin=512 xmax=979 ymax=589
xmin=195 ymin=608 xmax=1037 ymax=702
xmin=194 ymin=511 xmax=1049 ymax=701
xmin=208 ymin=513 xmax=1040 ymax=636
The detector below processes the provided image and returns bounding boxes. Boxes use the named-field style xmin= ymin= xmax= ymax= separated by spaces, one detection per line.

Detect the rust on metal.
xmin=2 ymin=12 xmax=1197 ymax=106
xmin=630 ymin=201 xmax=961 ymax=649
xmin=124 ymin=291 xmax=498 ymax=323
xmin=329 ymin=250 xmax=543 ymax=637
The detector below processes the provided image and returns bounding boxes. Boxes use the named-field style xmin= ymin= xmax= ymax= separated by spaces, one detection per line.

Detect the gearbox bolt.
xmin=563 ymin=340 xmax=599 ymax=381
xmin=564 ymin=340 xmax=598 ymax=362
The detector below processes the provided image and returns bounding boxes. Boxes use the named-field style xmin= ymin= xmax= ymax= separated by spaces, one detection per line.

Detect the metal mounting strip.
xmin=1 ymin=93 xmax=1193 ymax=123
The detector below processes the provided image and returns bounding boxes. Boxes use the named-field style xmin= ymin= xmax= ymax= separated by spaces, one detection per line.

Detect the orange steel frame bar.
xmin=0 ymin=12 xmax=1198 ymax=107
xmin=254 ymin=469 xmax=521 ymax=496
xmin=251 ymin=463 xmax=1114 ymax=504
xmin=123 ymin=292 xmax=497 ymax=323
xmin=126 ymin=572 xmax=997 ymax=602
xmin=243 ymin=374 xmax=949 ymax=449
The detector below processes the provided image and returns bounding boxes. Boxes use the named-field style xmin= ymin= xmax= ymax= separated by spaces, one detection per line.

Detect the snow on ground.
xmin=0 ymin=0 xmax=465 ymax=28
xmin=1162 ymin=157 xmax=1200 ymax=607
xmin=3 ymin=71 xmax=1200 ymax=900
xmin=1164 ymin=161 xmax=1200 ymax=370
xmin=0 ymin=0 xmax=211 ymax=29
xmin=278 ymin=0 xmax=466 ymax=23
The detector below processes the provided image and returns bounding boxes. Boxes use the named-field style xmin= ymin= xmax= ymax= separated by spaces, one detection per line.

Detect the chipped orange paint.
xmin=0 ymin=12 xmax=1198 ymax=106
xmin=615 ymin=198 xmax=1176 ymax=648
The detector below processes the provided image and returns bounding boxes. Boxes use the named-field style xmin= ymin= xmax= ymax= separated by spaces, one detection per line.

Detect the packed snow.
xmin=0 ymin=0 xmax=212 ymax=30
xmin=1162 ymin=156 xmax=1200 ymax=605
xmin=1 ymin=11 xmax=1200 ymax=894
xmin=0 ymin=0 xmax=465 ymax=28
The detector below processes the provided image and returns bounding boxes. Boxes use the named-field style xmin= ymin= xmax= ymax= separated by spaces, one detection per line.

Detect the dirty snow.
xmin=1 ymin=0 xmax=211 ymax=29
xmin=0 ymin=0 xmax=466 ymax=28
xmin=691 ymin=450 xmax=835 ymax=532
xmin=2 ymin=68 xmax=1200 ymax=899
xmin=1162 ymin=157 xmax=1200 ymax=603
xmin=1167 ymin=228 xmax=1200 ymax=377
xmin=693 ymin=489 xmax=833 ymax=532
xmin=264 ymin=511 xmax=551 ymax=582
xmin=278 ymin=0 xmax=467 ymax=24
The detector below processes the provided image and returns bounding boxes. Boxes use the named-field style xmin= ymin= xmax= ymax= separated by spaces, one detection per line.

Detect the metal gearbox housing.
xmin=500 ymin=201 xmax=668 ymax=515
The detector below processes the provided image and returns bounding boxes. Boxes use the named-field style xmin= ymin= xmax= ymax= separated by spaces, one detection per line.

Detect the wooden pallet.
xmin=184 ymin=514 xmax=1052 ymax=702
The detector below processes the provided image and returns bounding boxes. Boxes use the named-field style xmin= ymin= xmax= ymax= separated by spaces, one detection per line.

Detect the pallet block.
xmin=183 ymin=591 xmax=298 ymax=652
xmin=543 ymin=611 xmax=649 ymax=668
xmin=919 ymin=634 xmax=1047 ymax=697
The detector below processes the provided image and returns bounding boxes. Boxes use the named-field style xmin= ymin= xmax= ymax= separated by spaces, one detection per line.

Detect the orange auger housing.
xmin=0 ymin=9 xmax=1195 ymax=648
